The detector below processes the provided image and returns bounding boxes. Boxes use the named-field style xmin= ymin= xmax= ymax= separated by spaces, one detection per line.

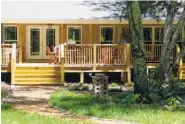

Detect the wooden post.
xmin=176 ymin=44 xmax=182 ymax=79
xmin=60 ymin=44 xmax=65 ymax=84
xmin=89 ymin=24 xmax=92 ymax=44
xmin=126 ymin=44 xmax=131 ymax=82
xmin=18 ymin=24 xmax=23 ymax=63
xmin=80 ymin=72 xmax=84 ymax=83
xmin=117 ymin=25 xmax=121 ymax=43
xmin=60 ymin=24 xmax=64 ymax=44
xmin=93 ymin=44 xmax=97 ymax=71
xmin=126 ymin=44 xmax=131 ymax=68
xmin=127 ymin=70 xmax=131 ymax=82
xmin=11 ymin=44 xmax=16 ymax=84
xmin=152 ymin=27 xmax=155 ymax=54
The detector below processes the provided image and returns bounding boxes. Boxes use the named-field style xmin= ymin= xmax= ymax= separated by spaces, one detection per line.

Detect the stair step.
xmin=13 ymin=82 xmax=62 ymax=85
xmin=15 ymin=73 xmax=60 ymax=76
xmin=15 ymin=78 xmax=61 ymax=83
xmin=15 ymin=70 xmax=61 ymax=74
xmin=15 ymin=74 xmax=61 ymax=78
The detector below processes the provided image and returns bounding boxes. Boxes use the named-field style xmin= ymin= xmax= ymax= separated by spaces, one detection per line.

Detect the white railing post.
xmin=93 ymin=44 xmax=97 ymax=70
xmin=60 ymin=44 xmax=65 ymax=84
xmin=11 ymin=43 xmax=16 ymax=84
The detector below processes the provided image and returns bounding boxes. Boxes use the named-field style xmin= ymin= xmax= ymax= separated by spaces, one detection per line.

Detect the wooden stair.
xmin=13 ymin=64 xmax=61 ymax=84
xmin=179 ymin=64 xmax=185 ymax=80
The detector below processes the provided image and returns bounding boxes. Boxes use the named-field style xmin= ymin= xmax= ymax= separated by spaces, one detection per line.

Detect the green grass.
xmin=1 ymin=92 xmax=92 ymax=124
xmin=49 ymin=88 xmax=185 ymax=124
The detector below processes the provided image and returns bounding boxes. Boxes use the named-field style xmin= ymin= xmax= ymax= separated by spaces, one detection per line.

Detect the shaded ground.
xmin=2 ymin=82 xmax=137 ymax=124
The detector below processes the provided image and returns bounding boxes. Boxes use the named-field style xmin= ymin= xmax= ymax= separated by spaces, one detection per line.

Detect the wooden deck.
xmin=1 ymin=43 xmax=185 ymax=84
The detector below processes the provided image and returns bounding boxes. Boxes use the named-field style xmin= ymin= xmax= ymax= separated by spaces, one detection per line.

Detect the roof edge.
xmin=1 ymin=19 xmax=178 ymax=24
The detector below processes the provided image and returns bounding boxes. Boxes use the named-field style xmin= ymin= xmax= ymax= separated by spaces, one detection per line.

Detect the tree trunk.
xmin=128 ymin=1 xmax=150 ymax=100
xmin=158 ymin=2 xmax=185 ymax=82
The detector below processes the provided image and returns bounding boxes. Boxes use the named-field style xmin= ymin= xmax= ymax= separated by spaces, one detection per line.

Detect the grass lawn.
xmin=1 ymin=94 xmax=92 ymax=124
xmin=49 ymin=88 xmax=185 ymax=124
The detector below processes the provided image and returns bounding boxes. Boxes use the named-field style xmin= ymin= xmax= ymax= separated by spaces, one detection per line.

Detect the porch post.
xmin=60 ymin=44 xmax=65 ymax=84
xmin=93 ymin=44 xmax=97 ymax=71
xmin=127 ymin=70 xmax=131 ymax=82
xmin=89 ymin=24 xmax=92 ymax=44
xmin=80 ymin=72 xmax=84 ymax=83
xmin=18 ymin=24 xmax=23 ymax=63
xmin=11 ymin=44 xmax=16 ymax=84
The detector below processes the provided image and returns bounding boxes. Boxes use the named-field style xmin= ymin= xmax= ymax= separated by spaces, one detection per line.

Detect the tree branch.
xmin=168 ymin=43 xmax=185 ymax=75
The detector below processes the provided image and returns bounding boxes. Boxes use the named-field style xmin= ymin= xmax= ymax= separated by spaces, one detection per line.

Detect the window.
xmin=155 ymin=27 xmax=163 ymax=42
xmin=3 ymin=25 xmax=18 ymax=44
xmin=143 ymin=28 xmax=152 ymax=42
xmin=67 ymin=27 xmax=81 ymax=44
xmin=100 ymin=27 xmax=114 ymax=44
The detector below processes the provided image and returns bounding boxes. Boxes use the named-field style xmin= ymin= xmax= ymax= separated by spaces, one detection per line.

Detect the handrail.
xmin=11 ymin=43 xmax=16 ymax=84
xmin=176 ymin=44 xmax=183 ymax=79
xmin=1 ymin=44 xmax=13 ymax=66
xmin=144 ymin=44 xmax=177 ymax=63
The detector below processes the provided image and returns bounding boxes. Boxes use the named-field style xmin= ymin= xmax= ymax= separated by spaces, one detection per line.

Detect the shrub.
xmin=125 ymin=82 xmax=134 ymax=87
xmin=164 ymin=96 xmax=185 ymax=110
xmin=110 ymin=82 xmax=119 ymax=87
xmin=68 ymin=83 xmax=89 ymax=91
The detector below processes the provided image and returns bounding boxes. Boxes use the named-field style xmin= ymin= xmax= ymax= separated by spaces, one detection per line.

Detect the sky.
xmin=1 ymin=1 xmax=110 ymax=20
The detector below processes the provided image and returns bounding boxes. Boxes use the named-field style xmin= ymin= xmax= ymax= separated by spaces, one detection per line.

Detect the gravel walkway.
xmin=2 ymin=82 xmax=138 ymax=124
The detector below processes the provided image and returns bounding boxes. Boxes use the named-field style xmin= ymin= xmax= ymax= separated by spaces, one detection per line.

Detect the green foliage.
xmin=68 ymin=83 xmax=89 ymax=91
xmin=164 ymin=96 xmax=185 ymax=111
xmin=2 ymin=105 xmax=92 ymax=124
xmin=49 ymin=88 xmax=185 ymax=124
xmin=110 ymin=82 xmax=119 ymax=87
xmin=1 ymin=102 xmax=12 ymax=110
xmin=1 ymin=92 xmax=8 ymax=99
xmin=125 ymin=82 xmax=134 ymax=87
xmin=121 ymin=94 xmax=140 ymax=104
xmin=148 ymin=68 xmax=185 ymax=110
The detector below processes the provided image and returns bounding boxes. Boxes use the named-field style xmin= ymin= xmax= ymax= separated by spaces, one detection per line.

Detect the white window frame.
xmin=67 ymin=26 xmax=82 ymax=44
xmin=100 ymin=26 xmax=115 ymax=43
xmin=3 ymin=25 xmax=18 ymax=44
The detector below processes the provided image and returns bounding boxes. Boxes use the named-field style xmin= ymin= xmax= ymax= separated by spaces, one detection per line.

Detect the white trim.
xmin=100 ymin=26 xmax=115 ymax=43
xmin=3 ymin=25 xmax=18 ymax=43
xmin=43 ymin=25 xmax=59 ymax=59
xmin=26 ymin=25 xmax=43 ymax=59
xmin=67 ymin=26 xmax=82 ymax=44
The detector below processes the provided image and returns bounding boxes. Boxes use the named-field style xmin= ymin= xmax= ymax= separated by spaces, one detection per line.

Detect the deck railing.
xmin=1 ymin=44 xmax=12 ymax=66
xmin=144 ymin=44 xmax=177 ymax=63
xmin=64 ymin=45 xmax=93 ymax=66
xmin=63 ymin=44 xmax=127 ymax=66
xmin=96 ymin=44 xmax=126 ymax=65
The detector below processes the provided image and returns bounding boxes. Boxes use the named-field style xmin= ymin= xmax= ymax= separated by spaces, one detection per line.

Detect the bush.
xmin=68 ymin=83 xmax=89 ymax=91
xmin=125 ymin=82 xmax=134 ymax=87
xmin=164 ymin=96 xmax=185 ymax=110
xmin=110 ymin=82 xmax=119 ymax=87
xmin=148 ymin=77 xmax=185 ymax=109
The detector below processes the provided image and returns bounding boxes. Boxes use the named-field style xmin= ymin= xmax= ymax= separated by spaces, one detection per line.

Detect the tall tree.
xmin=156 ymin=1 xmax=185 ymax=82
xmin=128 ymin=1 xmax=149 ymax=100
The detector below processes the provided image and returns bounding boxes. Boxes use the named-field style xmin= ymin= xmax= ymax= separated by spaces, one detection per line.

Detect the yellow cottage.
xmin=1 ymin=2 xmax=185 ymax=85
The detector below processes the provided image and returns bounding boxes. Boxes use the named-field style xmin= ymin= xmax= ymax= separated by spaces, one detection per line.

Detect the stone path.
xmin=2 ymin=83 xmax=137 ymax=124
